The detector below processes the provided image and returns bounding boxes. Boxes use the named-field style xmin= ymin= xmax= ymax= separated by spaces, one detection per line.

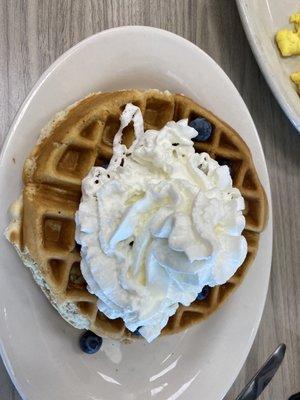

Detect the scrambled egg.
xmin=291 ymin=71 xmax=300 ymax=92
xmin=276 ymin=13 xmax=300 ymax=56
xmin=276 ymin=13 xmax=300 ymax=93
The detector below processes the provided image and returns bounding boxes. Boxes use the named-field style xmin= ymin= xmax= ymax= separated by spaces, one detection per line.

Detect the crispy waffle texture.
xmin=6 ymin=89 xmax=268 ymax=341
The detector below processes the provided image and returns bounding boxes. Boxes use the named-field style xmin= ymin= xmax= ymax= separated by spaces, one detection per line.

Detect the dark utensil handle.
xmin=289 ymin=394 xmax=300 ymax=400
xmin=235 ymin=343 xmax=286 ymax=400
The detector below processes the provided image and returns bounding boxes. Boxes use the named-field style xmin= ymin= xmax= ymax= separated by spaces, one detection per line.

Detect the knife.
xmin=235 ymin=343 xmax=286 ymax=400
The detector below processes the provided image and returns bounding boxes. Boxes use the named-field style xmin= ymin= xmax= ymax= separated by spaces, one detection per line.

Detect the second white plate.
xmin=237 ymin=0 xmax=300 ymax=132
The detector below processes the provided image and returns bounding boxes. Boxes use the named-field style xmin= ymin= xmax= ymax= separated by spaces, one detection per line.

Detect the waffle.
xmin=6 ymin=89 xmax=268 ymax=341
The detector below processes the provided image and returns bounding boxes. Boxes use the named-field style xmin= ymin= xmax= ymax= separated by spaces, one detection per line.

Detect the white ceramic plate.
xmin=0 ymin=26 xmax=272 ymax=400
xmin=237 ymin=0 xmax=300 ymax=132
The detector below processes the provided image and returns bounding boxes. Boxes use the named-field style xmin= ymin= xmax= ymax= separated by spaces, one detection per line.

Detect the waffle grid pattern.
xmin=8 ymin=90 xmax=267 ymax=341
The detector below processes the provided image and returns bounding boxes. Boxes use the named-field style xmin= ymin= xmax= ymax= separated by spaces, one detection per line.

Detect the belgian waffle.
xmin=6 ymin=89 xmax=268 ymax=341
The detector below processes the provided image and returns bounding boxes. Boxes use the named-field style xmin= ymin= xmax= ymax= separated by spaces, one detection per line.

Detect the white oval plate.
xmin=0 ymin=27 xmax=272 ymax=400
xmin=237 ymin=0 xmax=300 ymax=132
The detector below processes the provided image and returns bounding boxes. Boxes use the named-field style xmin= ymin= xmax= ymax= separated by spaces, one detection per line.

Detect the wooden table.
xmin=0 ymin=1 xmax=299 ymax=399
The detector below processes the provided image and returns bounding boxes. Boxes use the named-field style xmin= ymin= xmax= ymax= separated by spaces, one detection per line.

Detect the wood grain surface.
xmin=0 ymin=1 xmax=299 ymax=399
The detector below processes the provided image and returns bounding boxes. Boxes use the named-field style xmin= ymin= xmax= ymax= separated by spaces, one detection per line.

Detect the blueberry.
xmin=79 ymin=331 xmax=102 ymax=354
xmin=133 ymin=327 xmax=142 ymax=336
xmin=189 ymin=117 xmax=213 ymax=142
xmin=196 ymin=285 xmax=210 ymax=301
xmin=217 ymin=158 xmax=233 ymax=175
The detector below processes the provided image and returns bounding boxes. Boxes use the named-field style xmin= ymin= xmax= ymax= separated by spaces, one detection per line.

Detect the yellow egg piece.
xmin=276 ymin=13 xmax=300 ymax=57
xmin=291 ymin=71 xmax=300 ymax=83
xmin=290 ymin=71 xmax=300 ymax=92
xmin=290 ymin=13 xmax=300 ymax=26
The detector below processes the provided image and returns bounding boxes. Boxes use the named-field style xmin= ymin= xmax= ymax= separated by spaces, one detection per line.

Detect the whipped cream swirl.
xmin=75 ymin=104 xmax=247 ymax=342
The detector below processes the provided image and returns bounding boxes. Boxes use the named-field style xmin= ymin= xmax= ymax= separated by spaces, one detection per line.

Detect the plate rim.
xmin=0 ymin=25 xmax=273 ymax=400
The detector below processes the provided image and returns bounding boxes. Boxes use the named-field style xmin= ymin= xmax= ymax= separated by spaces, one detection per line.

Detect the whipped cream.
xmin=75 ymin=104 xmax=247 ymax=342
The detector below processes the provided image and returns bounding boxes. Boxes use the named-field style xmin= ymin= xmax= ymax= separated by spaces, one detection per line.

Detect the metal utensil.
xmin=235 ymin=343 xmax=286 ymax=400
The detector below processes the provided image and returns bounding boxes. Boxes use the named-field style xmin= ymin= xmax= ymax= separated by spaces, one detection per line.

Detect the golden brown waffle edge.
xmin=6 ymin=89 xmax=268 ymax=342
